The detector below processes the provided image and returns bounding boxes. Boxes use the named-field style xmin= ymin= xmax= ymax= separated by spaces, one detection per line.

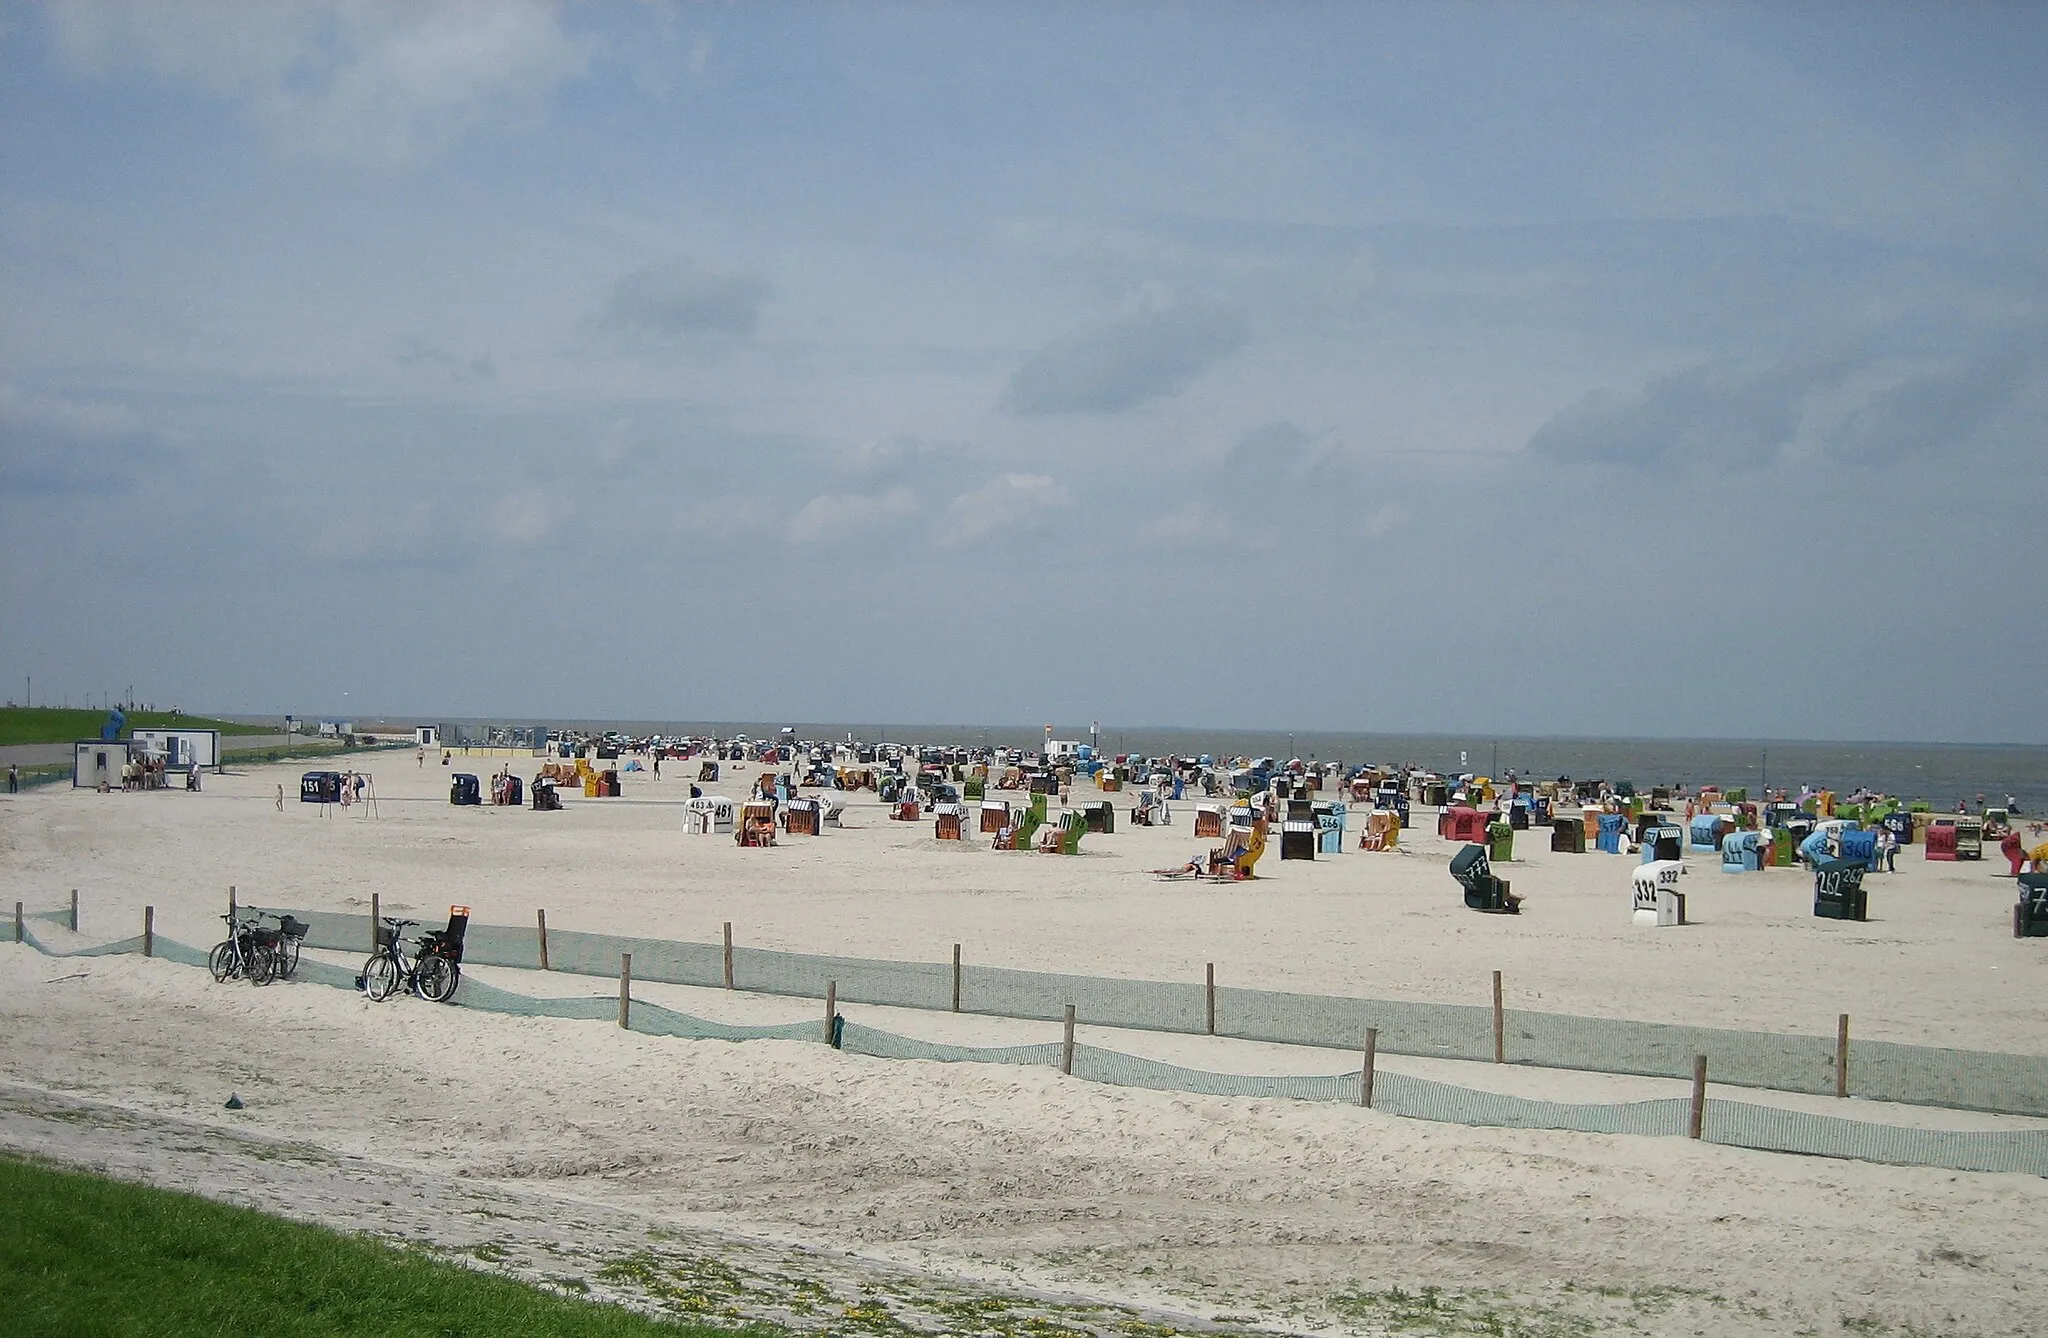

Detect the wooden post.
xmin=1360 ymin=1027 xmax=1379 ymax=1109
xmin=143 ymin=906 xmax=154 ymax=958
xmin=1205 ymin=962 xmax=1216 ymax=1036
xmin=225 ymin=886 xmax=234 ymax=928
xmin=1061 ymin=1004 xmax=1076 ymax=1076
xmin=71 ymin=889 xmax=79 ymax=933
xmin=536 ymin=909 xmax=550 ymax=971
xmin=1689 ymin=1054 xmax=1708 ymax=1139
xmin=370 ymin=892 xmax=380 ymax=953
xmin=952 ymin=943 xmax=962 ymax=1013
xmin=12 ymin=901 xmax=20 ymax=944
xmin=723 ymin=921 xmax=734 ymax=990
xmin=1492 ymin=969 xmax=1506 ymax=1064
xmin=825 ymin=979 xmax=837 ymax=1043
xmin=1835 ymin=1013 xmax=1850 ymax=1099
xmin=618 ymin=952 xmax=632 ymax=1029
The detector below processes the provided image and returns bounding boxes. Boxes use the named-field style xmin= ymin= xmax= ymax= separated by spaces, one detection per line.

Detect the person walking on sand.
xmin=275 ymin=784 xmax=284 ymax=812
xmin=1877 ymin=825 xmax=1897 ymax=873
xmin=652 ymin=751 xmax=661 ymax=780
xmin=6 ymin=763 xmax=16 ymax=794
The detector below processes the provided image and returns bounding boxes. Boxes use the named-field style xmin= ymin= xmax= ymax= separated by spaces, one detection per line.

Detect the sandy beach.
xmin=5 ymin=748 xmax=2047 ymax=1335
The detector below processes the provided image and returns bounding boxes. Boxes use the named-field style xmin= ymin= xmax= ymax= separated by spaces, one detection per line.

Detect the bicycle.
xmin=358 ymin=915 xmax=461 ymax=1003
xmin=208 ymin=912 xmax=277 ymax=986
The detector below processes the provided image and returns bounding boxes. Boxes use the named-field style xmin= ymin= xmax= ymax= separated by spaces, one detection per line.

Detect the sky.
xmin=1 ymin=1 xmax=2044 ymax=742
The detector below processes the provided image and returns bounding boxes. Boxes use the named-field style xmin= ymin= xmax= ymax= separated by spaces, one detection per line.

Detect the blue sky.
xmin=2 ymin=2 xmax=2043 ymax=741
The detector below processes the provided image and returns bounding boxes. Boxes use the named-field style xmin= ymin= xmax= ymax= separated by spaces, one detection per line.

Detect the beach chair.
xmin=1450 ymin=843 xmax=1518 ymax=914
xmin=1812 ymin=857 xmax=1869 ymax=921
xmin=1551 ymin=816 xmax=1585 ymax=853
xmin=1194 ymin=802 xmax=1226 ymax=839
xmin=1316 ymin=802 xmax=1344 ymax=854
xmin=1359 ymin=809 xmax=1401 ymax=851
xmin=783 ymin=798 xmax=821 ymax=836
xmin=2016 ymin=873 xmax=2048 ymax=938
xmin=1720 ymin=830 xmax=1763 ymax=872
xmin=980 ymin=800 xmax=1011 ymax=834
xmin=737 ymin=801 xmax=777 ymax=847
xmin=1631 ymin=860 xmax=1687 ymax=926
xmin=450 ymin=774 xmax=481 ymax=806
xmin=933 ymin=803 xmax=965 ymax=840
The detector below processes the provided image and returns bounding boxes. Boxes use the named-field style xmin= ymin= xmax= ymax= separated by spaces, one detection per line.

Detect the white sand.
xmin=4 ymin=750 xmax=2047 ymax=1335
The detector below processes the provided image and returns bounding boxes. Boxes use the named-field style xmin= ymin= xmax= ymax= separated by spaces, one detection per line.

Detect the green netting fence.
xmin=11 ymin=904 xmax=2048 ymax=1176
xmin=249 ymin=907 xmax=2048 ymax=1119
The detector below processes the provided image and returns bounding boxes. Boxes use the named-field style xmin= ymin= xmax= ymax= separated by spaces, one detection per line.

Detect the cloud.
xmin=487 ymin=489 xmax=554 ymax=544
xmin=1820 ymin=356 xmax=2031 ymax=465
xmin=1001 ymin=294 xmax=1250 ymax=414
xmin=834 ymin=435 xmax=958 ymax=484
xmin=940 ymin=473 xmax=1071 ymax=546
xmin=1527 ymin=355 xmax=1855 ymax=468
xmin=43 ymin=0 xmax=588 ymax=163
xmin=1138 ymin=502 xmax=1220 ymax=547
xmin=785 ymin=487 xmax=918 ymax=545
xmin=0 ymin=385 xmax=158 ymax=494
xmin=603 ymin=261 xmax=773 ymax=340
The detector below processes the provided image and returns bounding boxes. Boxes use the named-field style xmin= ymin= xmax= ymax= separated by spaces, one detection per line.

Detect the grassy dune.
xmin=0 ymin=707 xmax=271 ymax=748
xmin=0 ymin=1154 xmax=771 ymax=1337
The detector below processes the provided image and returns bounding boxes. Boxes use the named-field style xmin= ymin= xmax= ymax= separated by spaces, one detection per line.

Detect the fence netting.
xmin=12 ymin=904 xmax=2046 ymax=1176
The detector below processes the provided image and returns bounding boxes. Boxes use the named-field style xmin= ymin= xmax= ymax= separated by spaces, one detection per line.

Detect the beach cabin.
xmin=783 ymin=796 xmax=822 ymax=836
xmin=1596 ymin=812 xmax=1628 ymax=854
xmin=1925 ymin=819 xmax=1960 ymax=860
xmin=1360 ymin=808 xmax=1401 ymax=851
xmin=450 ymin=774 xmax=482 ymax=806
xmin=980 ymin=799 xmax=1011 ymax=834
xmin=933 ymin=802 xmax=966 ymax=840
xmin=1279 ymin=796 xmax=1318 ymax=861
xmin=1953 ymin=816 xmax=1985 ymax=861
xmin=818 ymin=794 xmax=847 ymax=828
xmin=72 ymin=740 xmax=133 ymax=789
xmin=300 ymin=770 xmax=343 ymax=803
xmin=738 ymin=800 xmax=777 ymax=847
xmin=1194 ymin=801 xmax=1227 ymax=839
xmin=1688 ymin=814 xmax=1725 ymax=852
xmin=1441 ymin=806 xmax=1488 ymax=844
xmin=1632 ymin=860 xmax=1687 ymax=926
xmin=130 ymin=728 xmax=220 ymax=769
xmin=1641 ymin=825 xmax=1684 ymax=864
xmin=685 ymin=796 xmax=735 ymax=835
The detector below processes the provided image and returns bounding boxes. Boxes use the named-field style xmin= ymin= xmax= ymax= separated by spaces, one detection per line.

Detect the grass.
xmin=0 ymin=706 xmax=271 ymax=748
xmin=0 ymin=1153 xmax=777 ymax=1337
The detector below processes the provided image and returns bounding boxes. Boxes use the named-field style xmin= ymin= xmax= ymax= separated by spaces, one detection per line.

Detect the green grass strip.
xmin=0 ymin=707 xmax=271 ymax=748
xmin=0 ymin=1153 xmax=783 ymax=1337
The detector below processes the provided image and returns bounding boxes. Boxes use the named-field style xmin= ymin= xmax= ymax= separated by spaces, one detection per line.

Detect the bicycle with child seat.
xmin=358 ymin=916 xmax=461 ymax=1003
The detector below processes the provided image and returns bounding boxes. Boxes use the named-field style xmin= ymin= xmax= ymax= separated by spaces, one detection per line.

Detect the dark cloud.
xmin=603 ymin=261 xmax=772 ymax=339
xmin=1821 ymin=355 xmax=2031 ymax=464
xmin=1528 ymin=355 xmax=1854 ymax=468
xmin=1001 ymin=297 xmax=1249 ymax=414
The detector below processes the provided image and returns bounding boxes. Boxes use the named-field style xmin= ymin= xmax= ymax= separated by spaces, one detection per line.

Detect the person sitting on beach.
xmin=1152 ymin=854 xmax=1207 ymax=878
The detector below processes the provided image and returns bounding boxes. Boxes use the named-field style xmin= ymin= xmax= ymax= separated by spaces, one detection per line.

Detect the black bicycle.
xmin=358 ymin=912 xmax=465 ymax=1004
xmin=209 ymin=912 xmax=276 ymax=986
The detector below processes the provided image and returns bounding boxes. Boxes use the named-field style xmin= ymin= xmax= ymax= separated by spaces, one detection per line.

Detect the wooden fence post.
xmin=1689 ymin=1054 xmax=1708 ymax=1139
xmin=370 ymin=892 xmax=380 ymax=953
xmin=1205 ymin=962 xmax=1216 ymax=1036
xmin=143 ymin=906 xmax=154 ymax=958
xmin=723 ymin=921 xmax=734 ymax=990
xmin=13 ymin=901 xmax=21 ymax=944
xmin=618 ymin=953 xmax=632 ymax=1030
xmin=1360 ymin=1027 xmax=1379 ymax=1109
xmin=825 ymin=980 xmax=837 ymax=1043
xmin=1492 ymin=969 xmax=1506 ymax=1064
xmin=536 ymin=909 xmax=550 ymax=971
xmin=71 ymin=889 xmax=80 ymax=933
xmin=225 ymin=886 xmax=234 ymax=928
xmin=1836 ymin=1013 xmax=1850 ymax=1098
xmin=1061 ymin=1004 xmax=1076 ymax=1076
xmin=952 ymin=943 xmax=962 ymax=1013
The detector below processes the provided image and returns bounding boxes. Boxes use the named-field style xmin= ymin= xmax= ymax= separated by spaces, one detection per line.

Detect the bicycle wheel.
xmin=208 ymin=941 xmax=237 ymax=983
xmin=246 ymin=943 xmax=277 ymax=987
xmin=278 ymin=935 xmax=302 ymax=979
xmin=362 ymin=950 xmax=401 ymax=1002
xmin=414 ymin=955 xmax=458 ymax=1003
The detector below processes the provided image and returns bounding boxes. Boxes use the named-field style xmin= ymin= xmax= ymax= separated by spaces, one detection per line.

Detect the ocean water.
xmin=419 ymin=718 xmax=2048 ymax=815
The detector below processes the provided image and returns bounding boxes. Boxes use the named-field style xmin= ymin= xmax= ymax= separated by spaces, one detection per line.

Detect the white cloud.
xmin=487 ymin=489 xmax=553 ymax=544
xmin=785 ymin=487 xmax=918 ymax=545
xmin=939 ymin=473 xmax=1071 ymax=547
xmin=45 ymin=0 xmax=589 ymax=163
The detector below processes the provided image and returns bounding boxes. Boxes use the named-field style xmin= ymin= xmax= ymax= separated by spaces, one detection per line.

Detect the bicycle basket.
xmin=279 ymin=915 xmax=308 ymax=940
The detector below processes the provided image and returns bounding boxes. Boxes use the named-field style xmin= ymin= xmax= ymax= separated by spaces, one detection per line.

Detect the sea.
xmin=403 ymin=718 xmax=2048 ymax=816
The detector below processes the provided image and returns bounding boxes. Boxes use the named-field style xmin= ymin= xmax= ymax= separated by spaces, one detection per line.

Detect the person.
xmin=1877 ymin=825 xmax=1897 ymax=873
xmin=652 ymin=751 xmax=661 ymax=779
xmin=275 ymin=784 xmax=284 ymax=812
xmin=188 ymin=762 xmax=201 ymax=792
xmin=6 ymin=763 xmax=16 ymax=793
xmin=417 ymin=746 xmax=425 ymax=767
